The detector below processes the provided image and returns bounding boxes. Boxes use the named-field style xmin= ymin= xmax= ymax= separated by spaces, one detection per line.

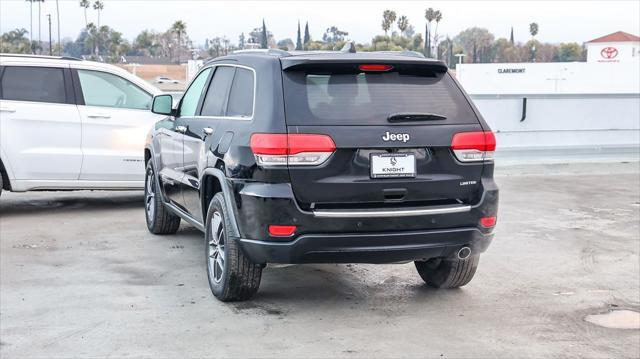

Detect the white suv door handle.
xmin=87 ymin=113 xmax=111 ymax=119
xmin=0 ymin=106 xmax=16 ymax=113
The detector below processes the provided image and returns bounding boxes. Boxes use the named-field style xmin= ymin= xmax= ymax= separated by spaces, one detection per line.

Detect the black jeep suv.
xmin=144 ymin=50 xmax=498 ymax=301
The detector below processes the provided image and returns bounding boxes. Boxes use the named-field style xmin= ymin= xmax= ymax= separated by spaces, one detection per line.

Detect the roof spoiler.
xmin=281 ymin=58 xmax=448 ymax=73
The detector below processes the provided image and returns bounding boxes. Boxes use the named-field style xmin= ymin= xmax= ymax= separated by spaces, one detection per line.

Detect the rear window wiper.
xmin=387 ymin=113 xmax=447 ymax=122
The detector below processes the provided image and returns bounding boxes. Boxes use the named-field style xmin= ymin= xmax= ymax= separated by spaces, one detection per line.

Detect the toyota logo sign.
xmin=600 ymin=47 xmax=619 ymax=59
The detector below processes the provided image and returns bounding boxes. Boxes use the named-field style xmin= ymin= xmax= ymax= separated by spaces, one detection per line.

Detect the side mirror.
xmin=151 ymin=94 xmax=175 ymax=116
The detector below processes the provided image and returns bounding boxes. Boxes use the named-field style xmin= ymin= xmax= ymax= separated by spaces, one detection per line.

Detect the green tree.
xmin=322 ymin=26 xmax=348 ymax=44
xmin=238 ymin=32 xmax=245 ymax=49
xmin=0 ymin=28 xmax=32 ymax=53
xmin=397 ymin=15 xmax=409 ymax=37
xmin=277 ymin=38 xmax=295 ymax=51
xmin=303 ymin=22 xmax=311 ymax=49
xmin=381 ymin=10 xmax=396 ymax=36
xmin=260 ymin=19 xmax=268 ymax=49
xmin=170 ymin=20 xmax=187 ymax=62
xmin=79 ymin=0 xmax=90 ymax=27
xmin=296 ymin=21 xmax=303 ymax=50
xmin=454 ymin=27 xmax=495 ymax=63
xmin=509 ymin=26 xmax=514 ymax=44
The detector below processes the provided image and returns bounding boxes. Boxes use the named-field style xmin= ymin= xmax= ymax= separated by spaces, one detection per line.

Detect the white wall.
xmin=471 ymin=94 xmax=640 ymax=149
xmin=457 ymin=62 xmax=640 ymax=157
xmin=586 ymin=41 xmax=640 ymax=63
xmin=456 ymin=62 xmax=640 ymax=95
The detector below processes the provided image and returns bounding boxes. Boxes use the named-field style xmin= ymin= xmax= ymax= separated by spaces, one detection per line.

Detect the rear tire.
xmin=206 ymin=192 xmax=262 ymax=301
xmin=145 ymin=161 xmax=181 ymax=235
xmin=415 ymin=254 xmax=480 ymax=288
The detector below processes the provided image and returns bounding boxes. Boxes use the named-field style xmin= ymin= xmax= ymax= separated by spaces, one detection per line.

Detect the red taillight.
xmin=268 ymin=225 xmax=297 ymax=237
xmin=451 ymin=131 xmax=496 ymax=162
xmin=359 ymin=64 xmax=393 ymax=72
xmin=250 ymin=133 xmax=335 ymax=166
xmin=480 ymin=216 xmax=497 ymax=227
xmin=250 ymin=134 xmax=288 ymax=155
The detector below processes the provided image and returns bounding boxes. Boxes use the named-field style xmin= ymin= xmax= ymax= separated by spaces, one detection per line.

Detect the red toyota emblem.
xmin=601 ymin=47 xmax=618 ymax=59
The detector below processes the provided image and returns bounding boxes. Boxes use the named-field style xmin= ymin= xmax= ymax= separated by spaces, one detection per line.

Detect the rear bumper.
xmin=239 ymin=227 xmax=492 ymax=264
xmin=230 ymin=177 xmax=498 ymax=264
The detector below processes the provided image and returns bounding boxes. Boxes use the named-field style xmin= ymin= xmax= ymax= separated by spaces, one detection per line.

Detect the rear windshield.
xmin=282 ymin=69 xmax=478 ymax=125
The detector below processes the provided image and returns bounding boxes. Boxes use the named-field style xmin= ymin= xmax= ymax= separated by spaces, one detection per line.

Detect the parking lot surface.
xmin=1 ymin=162 xmax=639 ymax=358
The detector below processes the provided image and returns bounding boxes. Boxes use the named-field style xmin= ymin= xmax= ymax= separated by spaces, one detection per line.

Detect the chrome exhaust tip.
xmin=457 ymin=247 xmax=472 ymax=260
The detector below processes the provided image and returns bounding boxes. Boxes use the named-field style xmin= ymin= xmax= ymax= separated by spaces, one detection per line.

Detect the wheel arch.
xmin=0 ymin=154 xmax=13 ymax=191
xmin=201 ymin=167 xmax=241 ymax=239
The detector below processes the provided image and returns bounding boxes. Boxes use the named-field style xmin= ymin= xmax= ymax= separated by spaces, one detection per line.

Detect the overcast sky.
xmin=1 ymin=0 xmax=639 ymax=45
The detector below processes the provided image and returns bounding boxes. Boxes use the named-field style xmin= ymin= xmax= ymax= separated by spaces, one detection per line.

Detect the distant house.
xmin=585 ymin=31 xmax=640 ymax=63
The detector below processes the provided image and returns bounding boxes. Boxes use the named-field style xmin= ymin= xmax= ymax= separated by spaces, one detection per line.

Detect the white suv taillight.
xmin=250 ymin=133 xmax=336 ymax=166
xmin=451 ymin=131 xmax=496 ymax=162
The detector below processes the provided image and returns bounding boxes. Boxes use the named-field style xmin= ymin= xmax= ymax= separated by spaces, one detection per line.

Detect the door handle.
xmin=175 ymin=125 xmax=187 ymax=134
xmin=87 ymin=113 xmax=111 ymax=119
xmin=203 ymin=127 xmax=214 ymax=136
xmin=0 ymin=106 xmax=16 ymax=113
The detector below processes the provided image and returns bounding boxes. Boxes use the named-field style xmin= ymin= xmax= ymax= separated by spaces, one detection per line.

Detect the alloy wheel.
xmin=145 ymin=170 xmax=155 ymax=221
xmin=208 ymin=211 xmax=226 ymax=283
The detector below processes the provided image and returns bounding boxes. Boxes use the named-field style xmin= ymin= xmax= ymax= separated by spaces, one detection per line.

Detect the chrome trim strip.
xmin=312 ymin=205 xmax=471 ymax=218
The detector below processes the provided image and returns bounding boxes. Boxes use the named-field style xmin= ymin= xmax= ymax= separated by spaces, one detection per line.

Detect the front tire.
xmin=206 ymin=192 xmax=262 ymax=301
xmin=415 ymin=254 xmax=480 ymax=288
xmin=145 ymin=161 xmax=181 ymax=234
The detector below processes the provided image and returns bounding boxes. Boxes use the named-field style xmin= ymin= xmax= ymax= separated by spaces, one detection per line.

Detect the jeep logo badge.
xmin=382 ymin=131 xmax=410 ymax=142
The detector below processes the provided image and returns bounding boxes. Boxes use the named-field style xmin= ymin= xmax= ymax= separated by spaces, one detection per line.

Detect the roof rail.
xmin=341 ymin=41 xmax=357 ymax=53
xmin=0 ymin=53 xmax=82 ymax=61
xmin=374 ymin=50 xmax=426 ymax=59
xmin=231 ymin=48 xmax=290 ymax=57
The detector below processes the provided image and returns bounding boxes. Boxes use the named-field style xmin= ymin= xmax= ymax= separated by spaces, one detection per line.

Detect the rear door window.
xmin=77 ymin=70 xmax=152 ymax=110
xmin=179 ymin=67 xmax=212 ymax=117
xmin=1 ymin=66 xmax=67 ymax=104
xmin=200 ymin=66 xmax=236 ymax=117
xmin=282 ymin=69 xmax=477 ymax=125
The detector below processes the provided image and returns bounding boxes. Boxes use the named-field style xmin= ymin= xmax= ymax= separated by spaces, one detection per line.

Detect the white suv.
xmin=0 ymin=54 xmax=164 ymax=195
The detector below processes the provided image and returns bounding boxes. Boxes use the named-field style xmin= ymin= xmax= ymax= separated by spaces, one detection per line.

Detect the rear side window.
xmin=282 ymin=69 xmax=477 ymax=125
xmin=226 ymin=68 xmax=254 ymax=118
xmin=1 ymin=66 xmax=66 ymax=104
xmin=200 ymin=66 xmax=235 ymax=117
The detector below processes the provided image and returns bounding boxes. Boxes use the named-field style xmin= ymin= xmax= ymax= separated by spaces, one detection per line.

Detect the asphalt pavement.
xmin=1 ymin=162 xmax=639 ymax=358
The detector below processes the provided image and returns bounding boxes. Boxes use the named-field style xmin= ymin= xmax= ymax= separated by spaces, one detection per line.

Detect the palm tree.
xmin=433 ymin=10 xmax=443 ymax=58
xmin=93 ymin=0 xmax=104 ymax=28
xmin=424 ymin=7 xmax=436 ymax=57
xmin=25 ymin=0 xmax=34 ymax=52
xmin=79 ymin=0 xmax=90 ymax=28
xmin=529 ymin=22 xmax=539 ymax=62
xmin=529 ymin=22 xmax=539 ymax=38
xmin=397 ymin=15 xmax=409 ymax=37
xmin=381 ymin=10 xmax=396 ymax=36
xmin=170 ymin=20 xmax=187 ymax=62
xmin=34 ymin=0 xmax=45 ymax=53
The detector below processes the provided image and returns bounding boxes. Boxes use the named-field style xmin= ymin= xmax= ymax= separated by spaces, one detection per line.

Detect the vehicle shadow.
xmin=172 ymin=227 xmax=466 ymax=307
xmin=0 ymin=191 xmax=144 ymax=218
